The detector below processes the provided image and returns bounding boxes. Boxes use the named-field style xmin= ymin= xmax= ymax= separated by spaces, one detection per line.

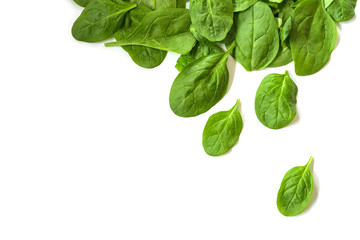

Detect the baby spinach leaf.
xmin=74 ymin=0 xmax=92 ymax=7
xmin=290 ymin=0 xmax=337 ymax=76
xmin=233 ymin=0 xmax=258 ymax=11
xmin=277 ymin=156 xmax=314 ymax=216
xmin=327 ymin=0 xmax=357 ymax=22
xmin=72 ymin=0 xmax=137 ymax=42
xmin=233 ymin=2 xmax=279 ymax=71
xmin=190 ymin=0 xmax=233 ymax=42
xmin=169 ymin=44 xmax=235 ymax=117
xmin=114 ymin=5 xmax=167 ymax=68
xmin=175 ymin=43 xmax=224 ymax=72
xmin=255 ymin=70 xmax=297 ymax=129
xmin=130 ymin=0 xmax=177 ymax=10
xmin=202 ymin=99 xmax=243 ymax=156
xmin=105 ymin=8 xmax=197 ymax=54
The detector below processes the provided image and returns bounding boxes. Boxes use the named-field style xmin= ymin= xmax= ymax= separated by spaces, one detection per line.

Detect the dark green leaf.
xmin=255 ymin=70 xmax=297 ymax=129
xmin=190 ymin=0 xmax=233 ymax=42
xmin=290 ymin=0 xmax=337 ymax=76
xmin=268 ymin=47 xmax=292 ymax=67
xmin=233 ymin=2 xmax=279 ymax=71
xmin=277 ymin=156 xmax=314 ymax=216
xmin=72 ymin=0 xmax=137 ymax=42
xmin=202 ymin=99 xmax=243 ymax=156
xmin=169 ymin=44 xmax=234 ymax=117
xmin=105 ymin=8 xmax=197 ymax=54
xmin=327 ymin=0 xmax=357 ymax=22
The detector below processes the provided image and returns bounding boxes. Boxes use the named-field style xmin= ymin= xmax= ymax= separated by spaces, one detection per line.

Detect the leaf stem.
xmin=305 ymin=156 xmax=313 ymax=170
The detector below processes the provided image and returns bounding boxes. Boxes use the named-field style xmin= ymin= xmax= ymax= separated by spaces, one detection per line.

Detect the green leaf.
xmin=175 ymin=43 xmax=224 ymax=72
xmin=130 ymin=0 xmax=177 ymax=10
xmin=74 ymin=0 xmax=92 ymax=7
xmin=327 ymin=0 xmax=357 ymax=22
xmin=202 ymin=99 xmax=243 ymax=156
xmin=255 ymin=70 xmax=297 ymax=129
xmin=190 ymin=0 xmax=234 ymax=42
xmin=277 ymin=156 xmax=314 ymax=216
xmin=72 ymin=0 xmax=137 ymax=42
xmin=233 ymin=0 xmax=258 ymax=12
xmin=169 ymin=44 xmax=235 ymax=117
xmin=268 ymin=47 xmax=292 ymax=68
xmin=290 ymin=0 xmax=337 ymax=76
xmin=233 ymin=2 xmax=279 ymax=71
xmin=114 ymin=5 xmax=167 ymax=68
xmin=105 ymin=8 xmax=197 ymax=54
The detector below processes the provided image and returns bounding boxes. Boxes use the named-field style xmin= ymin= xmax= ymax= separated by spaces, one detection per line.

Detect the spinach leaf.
xmin=255 ymin=70 xmax=297 ymax=129
xmin=175 ymin=43 xmax=224 ymax=72
xmin=114 ymin=5 xmax=167 ymax=68
xmin=190 ymin=0 xmax=233 ymax=42
xmin=277 ymin=156 xmax=314 ymax=216
xmin=74 ymin=0 xmax=92 ymax=7
xmin=268 ymin=47 xmax=292 ymax=67
xmin=202 ymin=99 xmax=243 ymax=156
xmin=169 ymin=44 xmax=235 ymax=117
xmin=177 ymin=0 xmax=187 ymax=8
xmin=105 ymin=8 xmax=197 ymax=54
xmin=232 ymin=2 xmax=279 ymax=71
xmin=72 ymin=0 xmax=137 ymax=42
xmin=327 ymin=0 xmax=357 ymax=22
xmin=233 ymin=0 xmax=258 ymax=12
xmin=290 ymin=0 xmax=337 ymax=76
xmin=130 ymin=0 xmax=177 ymax=10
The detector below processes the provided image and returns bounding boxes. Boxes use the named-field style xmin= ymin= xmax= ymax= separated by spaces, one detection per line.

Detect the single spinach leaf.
xmin=290 ymin=0 xmax=337 ymax=76
xmin=74 ymin=0 xmax=92 ymax=7
xmin=255 ymin=70 xmax=297 ymax=129
xmin=72 ymin=0 xmax=137 ymax=42
xmin=233 ymin=0 xmax=258 ymax=11
xmin=233 ymin=2 xmax=279 ymax=71
xmin=202 ymin=99 xmax=243 ymax=156
xmin=169 ymin=44 xmax=235 ymax=117
xmin=175 ymin=43 xmax=224 ymax=72
xmin=277 ymin=156 xmax=314 ymax=216
xmin=105 ymin=8 xmax=197 ymax=54
xmin=190 ymin=0 xmax=233 ymax=42
xmin=114 ymin=5 xmax=167 ymax=68
xmin=327 ymin=0 xmax=357 ymax=22
xmin=130 ymin=0 xmax=177 ymax=10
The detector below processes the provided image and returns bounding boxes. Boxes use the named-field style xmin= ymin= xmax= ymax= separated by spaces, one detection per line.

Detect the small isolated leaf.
xmin=255 ymin=70 xmax=298 ymax=129
xmin=202 ymin=99 xmax=243 ymax=156
xmin=277 ymin=156 xmax=314 ymax=216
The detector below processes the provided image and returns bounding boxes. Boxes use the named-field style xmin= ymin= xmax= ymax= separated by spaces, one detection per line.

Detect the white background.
xmin=1 ymin=1 xmax=359 ymax=239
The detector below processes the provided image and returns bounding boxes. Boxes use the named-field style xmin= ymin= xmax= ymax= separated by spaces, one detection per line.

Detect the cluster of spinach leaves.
xmin=72 ymin=0 xmax=355 ymax=216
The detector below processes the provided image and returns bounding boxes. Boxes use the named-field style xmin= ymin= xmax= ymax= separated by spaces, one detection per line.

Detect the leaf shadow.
xmin=226 ymin=56 xmax=237 ymax=94
xmin=299 ymin=157 xmax=319 ymax=216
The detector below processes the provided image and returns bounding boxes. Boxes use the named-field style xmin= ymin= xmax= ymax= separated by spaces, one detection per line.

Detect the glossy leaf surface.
xmin=202 ymin=99 xmax=243 ymax=156
xmin=255 ymin=70 xmax=297 ymax=129
xmin=277 ymin=157 xmax=314 ymax=216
